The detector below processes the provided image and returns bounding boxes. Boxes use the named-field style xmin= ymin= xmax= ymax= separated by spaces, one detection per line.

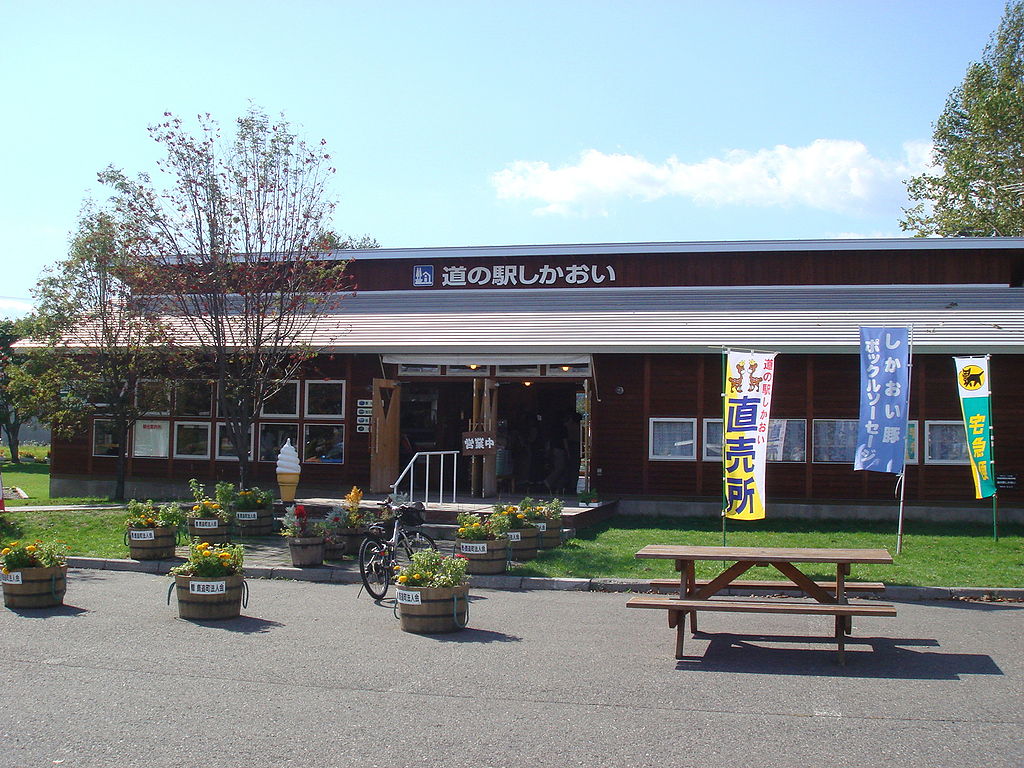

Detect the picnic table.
xmin=626 ymin=545 xmax=896 ymax=664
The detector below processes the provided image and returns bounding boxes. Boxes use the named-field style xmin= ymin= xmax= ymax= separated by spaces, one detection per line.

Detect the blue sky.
xmin=0 ymin=0 xmax=1008 ymax=317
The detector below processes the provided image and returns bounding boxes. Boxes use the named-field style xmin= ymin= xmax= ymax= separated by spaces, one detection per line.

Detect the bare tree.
xmin=100 ymin=108 xmax=356 ymax=487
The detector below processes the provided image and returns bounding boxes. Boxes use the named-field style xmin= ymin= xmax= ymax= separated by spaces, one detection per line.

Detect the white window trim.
xmin=258 ymin=422 xmax=300 ymax=463
xmin=92 ymin=418 xmax=121 ymax=458
xmin=261 ymin=380 xmax=300 ymax=417
xmin=924 ymin=420 xmax=971 ymax=465
xmin=132 ymin=419 xmax=170 ymax=459
xmin=173 ymin=421 xmax=211 ymax=460
xmin=215 ymin=423 xmax=254 ymax=461
xmin=648 ymin=417 xmax=697 ymax=461
xmin=174 ymin=380 xmax=213 ymax=418
xmin=302 ymin=422 xmax=346 ymax=464
xmin=136 ymin=379 xmax=170 ymax=416
xmin=704 ymin=418 xmax=808 ymax=462
xmin=702 ymin=418 xmax=723 ymax=462
xmin=304 ymin=379 xmax=347 ymax=419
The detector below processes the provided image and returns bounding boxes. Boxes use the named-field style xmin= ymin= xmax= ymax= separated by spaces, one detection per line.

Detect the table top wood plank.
xmin=635 ymin=544 xmax=893 ymax=565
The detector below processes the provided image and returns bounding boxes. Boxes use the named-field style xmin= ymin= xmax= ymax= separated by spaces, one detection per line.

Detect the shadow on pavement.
xmin=5 ymin=604 xmax=90 ymax=619
xmin=175 ymin=615 xmax=285 ymax=634
xmin=433 ymin=627 xmax=523 ymax=644
xmin=674 ymin=632 xmax=1003 ymax=680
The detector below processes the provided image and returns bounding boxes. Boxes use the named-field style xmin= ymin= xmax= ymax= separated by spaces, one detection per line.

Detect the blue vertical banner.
xmin=854 ymin=326 xmax=910 ymax=473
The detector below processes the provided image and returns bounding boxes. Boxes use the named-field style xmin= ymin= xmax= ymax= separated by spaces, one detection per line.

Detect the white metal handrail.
xmin=390 ymin=451 xmax=459 ymax=505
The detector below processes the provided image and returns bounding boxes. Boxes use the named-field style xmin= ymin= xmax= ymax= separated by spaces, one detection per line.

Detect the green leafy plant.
xmin=456 ymin=511 xmax=509 ymax=540
xmin=394 ymin=549 xmax=467 ymax=589
xmin=490 ymin=503 xmax=534 ymax=530
xmin=169 ymin=541 xmax=244 ymax=577
xmin=1 ymin=539 xmax=69 ymax=571
xmin=517 ymin=497 xmax=564 ymax=521
xmin=280 ymin=504 xmax=324 ymax=538
xmin=578 ymin=489 xmax=600 ymax=504
xmin=186 ymin=479 xmax=233 ymax=523
xmin=124 ymin=499 xmax=185 ymax=529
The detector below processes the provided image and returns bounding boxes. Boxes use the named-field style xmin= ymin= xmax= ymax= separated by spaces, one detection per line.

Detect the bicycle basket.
xmin=397 ymin=502 xmax=426 ymax=527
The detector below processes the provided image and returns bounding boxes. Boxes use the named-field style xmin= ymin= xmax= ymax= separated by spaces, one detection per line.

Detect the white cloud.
xmin=491 ymin=140 xmax=932 ymax=217
xmin=0 ymin=298 xmax=34 ymax=319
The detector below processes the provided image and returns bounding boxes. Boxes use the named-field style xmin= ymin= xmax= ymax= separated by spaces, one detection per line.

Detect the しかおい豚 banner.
xmin=854 ymin=327 xmax=910 ymax=474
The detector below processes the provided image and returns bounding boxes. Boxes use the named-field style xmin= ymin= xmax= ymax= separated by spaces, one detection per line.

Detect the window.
xmin=649 ymin=418 xmax=696 ymax=460
xmin=174 ymin=422 xmax=211 ymax=459
xmin=497 ymin=365 xmax=540 ymax=377
xmin=136 ymin=380 xmax=171 ymax=416
xmin=132 ymin=420 xmax=169 ymax=458
xmin=303 ymin=424 xmax=345 ymax=464
xmin=925 ymin=421 xmax=970 ymax=464
xmin=704 ymin=418 xmax=806 ymax=462
xmin=547 ymin=363 xmax=591 ymax=377
xmin=304 ymin=380 xmax=346 ymax=419
xmin=261 ymin=381 xmax=299 ymax=417
xmin=398 ymin=364 xmax=440 ymax=376
xmin=812 ymin=419 xmax=859 ymax=463
xmin=445 ymin=365 xmax=489 ymax=376
xmin=259 ymin=423 xmax=299 ymax=462
xmin=215 ymin=424 xmax=253 ymax=461
xmin=905 ymin=421 xmax=919 ymax=465
xmin=92 ymin=419 xmax=120 ymax=457
xmin=175 ymin=381 xmax=213 ymax=417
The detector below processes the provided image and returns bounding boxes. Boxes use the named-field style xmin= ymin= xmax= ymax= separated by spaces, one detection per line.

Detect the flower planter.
xmin=2 ymin=566 xmax=67 ymax=609
xmin=505 ymin=528 xmax=538 ymax=561
xmin=533 ymin=520 xmax=562 ymax=550
xmin=234 ymin=507 xmax=274 ymax=537
xmin=188 ymin=518 xmax=231 ymax=544
xmin=125 ymin=526 xmax=178 ymax=560
xmin=396 ymin=585 xmax=469 ymax=634
xmin=457 ymin=538 xmax=508 ymax=575
xmin=324 ymin=527 xmax=364 ymax=560
xmin=173 ymin=574 xmax=245 ymax=620
xmin=288 ymin=536 xmax=325 ymax=567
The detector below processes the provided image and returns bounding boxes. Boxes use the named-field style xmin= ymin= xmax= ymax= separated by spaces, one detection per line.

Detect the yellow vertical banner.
xmin=723 ymin=350 xmax=777 ymax=520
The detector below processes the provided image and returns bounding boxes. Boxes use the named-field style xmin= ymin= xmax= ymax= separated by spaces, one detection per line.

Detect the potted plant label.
xmin=227 ymin=484 xmax=275 ymax=537
xmin=169 ymin=541 xmax=246 ymax=620
xmin=455 ymin=511 xmax=509 ymax=574
xmin=280 ymin=504 xmax=325 ymax=566
xmin=490 ymin=504 xmax=538 ymax=561
xmin=394 ymin=549 xmax=469 ymax=634
xmin=1 ymin=539 xmax=70 ymax=609
xmin=124 ymin=499 xmax=184 ymax=559
xmin=186 ymin=479 xmax=233 ymax=544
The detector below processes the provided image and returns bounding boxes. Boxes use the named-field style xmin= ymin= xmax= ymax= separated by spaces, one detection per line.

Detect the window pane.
xmin=649 ymin=419 xmax=696 ymax=460
xmin=767 ymin=419 xmax=806 ymax=462
xmin=92 ymin=420 xmax=120 ymax=457
xmin=305 ymin=381 xmax=346 ymax=417
xmin=703 ymin=419 xmax=723 ymax=461
xmin=216 ymin=424 xmax=252 ymax=460
xmin=926 ymin=422 xmax=969 ymax=464
xmin=175 ymin=423 xmax=210 ymax=459
xmin=303 ymin=424 xmax=345 ymax=464
xmin=262 ymin=383 xmax=299 ymax=416
xmin=132 ymin=420 xmax=169 ymax=458
xmin=259 ymin=423 xmax=299 ymax=462
xmin=175 ymin=381 xmax=213 ymax=417
xmin=812 ymin=420 xmax=859 ymax=463
xmin=137 ymin=380 xmax=171 ymax=415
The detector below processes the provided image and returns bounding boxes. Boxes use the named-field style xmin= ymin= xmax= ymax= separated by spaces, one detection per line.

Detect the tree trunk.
xmin=113 ymin=424 xmax=129 ymax=501
xmin=4 ymin=422 xmax=21 ymax=464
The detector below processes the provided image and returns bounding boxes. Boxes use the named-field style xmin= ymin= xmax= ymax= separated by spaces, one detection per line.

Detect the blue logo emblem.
xmin=412 ymin=265 xmax=434 ymax=287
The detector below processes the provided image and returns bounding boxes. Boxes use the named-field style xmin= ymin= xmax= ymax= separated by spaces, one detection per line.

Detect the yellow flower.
xmin=1 ymin=568 xmax=7 ymax=574
xmin=517 ymin=513 xmax=525 ymax=519
xmin=10 ymin=541 xmax=19 ymax=547
xmin=192 ymin=505 xmax=199 ymax=512
xmin=218 ymin=552 xmax=231 ymax=559
xmin=458 ymin=527 xmax=466 ymax=534
xmin=413 ymin=573 xmax=421 ymax=580
xmin=26 ymin=545 xmax=37 ymax=553
xmin=201 ymin=550 xmax=212 ymax=557
xmin=1 ymin=548 xmax=10 ymax=556
xmin=397 ymin=575 xmax=407 ymax=583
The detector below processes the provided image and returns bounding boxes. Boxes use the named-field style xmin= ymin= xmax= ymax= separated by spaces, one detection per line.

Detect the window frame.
xmin=215 ymin=423 xmax=254 ymax=462
xmin=131 ymin=419 xmax=170 ymax=459
xmin=302 ymin=423 xmax=346 ymax=464
xmin=260 ymin=380 xmax=300 ymax=418
xmin=303 ymin=379 xmax=347 ymax=420
xmin=173 ymin=421 xmax=212 ymax=460
xmin=648 ymin=417 xmax=697 ymax=461
xmin=91 ymin=418 xmax=121 ymax=458
xmin=136 ymin=379 xmax=171 ymax=416
xmin=174 ymin=380 xmax=214 ymax=418
xmin=258 ymin=422 xmax=300 ymax=463
xmin=811 ymin=418 xmax=860 ymax=464
xmin=924 ymin=420 xmax=971 ymax=465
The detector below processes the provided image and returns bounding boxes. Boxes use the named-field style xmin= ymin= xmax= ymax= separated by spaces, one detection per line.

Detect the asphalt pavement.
xmin=1 ymin=570 xmax=1022 ymax=768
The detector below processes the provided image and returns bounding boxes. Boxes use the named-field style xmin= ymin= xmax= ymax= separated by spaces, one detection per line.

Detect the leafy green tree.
xmin=901 ymin=1 xmax=1024 ymax=236
xmin=100 ymin=107 xmax=361 ymax=488
xmin=0 ymin=318 xmax=44 ymax=463
xmin=29 ymin=209 xmax=182 ymax=500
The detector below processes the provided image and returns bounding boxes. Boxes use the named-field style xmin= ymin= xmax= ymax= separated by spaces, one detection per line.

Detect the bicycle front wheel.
xmin=359 ymin=536 xmax=393 ymax=600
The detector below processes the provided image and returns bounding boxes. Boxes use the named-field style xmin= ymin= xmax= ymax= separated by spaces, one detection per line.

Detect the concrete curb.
xmin=65 ymin=557 xmax=1024 ymax=601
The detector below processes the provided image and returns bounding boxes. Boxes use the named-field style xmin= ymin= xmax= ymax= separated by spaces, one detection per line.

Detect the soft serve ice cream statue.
xmin=276 ymin=439 xmax=301 ymax=502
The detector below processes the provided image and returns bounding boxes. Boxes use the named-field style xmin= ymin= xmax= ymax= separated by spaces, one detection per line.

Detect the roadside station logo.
xmin=412 ymin=265 xmax=434 ymax=287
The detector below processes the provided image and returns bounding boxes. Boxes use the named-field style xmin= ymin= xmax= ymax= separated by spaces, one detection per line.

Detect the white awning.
xmin=381 ymin=353 xmax=592 ymax=366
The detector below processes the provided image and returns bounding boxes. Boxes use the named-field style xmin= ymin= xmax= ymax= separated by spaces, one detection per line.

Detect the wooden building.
xmin=50 ymin=238 xmax=1024 ymax=514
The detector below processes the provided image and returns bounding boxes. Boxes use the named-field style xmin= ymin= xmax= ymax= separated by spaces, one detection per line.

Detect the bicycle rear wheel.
xmin=398 ymin=530 xmax=437 ymax=565
xmin=359 ymin=535 xmax=393 ymax=600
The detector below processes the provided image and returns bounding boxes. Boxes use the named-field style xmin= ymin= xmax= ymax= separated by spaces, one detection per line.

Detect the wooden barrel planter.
xmin=324 ymin=528 xmax=364 ymax=560
xmin=173 ymin=574 xmax=245 ymax=620
xmin=397 ymin=585 xmax=469 ymax=634
xmin=2 ymin=566 xmax=68 ymax=609
xmin=234 ymin=507 xmax=274 ymax=537
xmin=505 ymin=528 xmax=538 ymax=561
xmin=188 ymin=518 xmax=231 ymax=544
xmin=125 ymin=526 xmax=178 ymax=560
xmin=534 ymin=520 xmax=563 ymax=550
xmin=288 ymin=537 xmax=325 ymax=567
xmin=458 ymin=538 xmax=508 ymax=575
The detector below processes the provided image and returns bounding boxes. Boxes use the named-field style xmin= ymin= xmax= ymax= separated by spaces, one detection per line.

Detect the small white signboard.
xmin=534 ymin=522 xmax=547 ymax=532
xmin=189 ymin=580 xmax=226 ymax=594
xmin=193 ymin=519 xmax=219 ymax=529
xmin=129 ymin=529 xmax=156 ymax=541
xmin=356 ymin=416 xmax=371 ymax=425
xmin=396 ymin=589 xmax=421 ymax=605
xmin=459 ymin=542 xmax=488 ymax=554
xmin=356 ymin=425 xmax=370 ymax=433
xmin=357 ymin=399 xmax=373 ymax=408
xmin=236 ymin=511 xmax=258 ymax=521
xmin=1 ymin=571 xmax=23 ymax=584
xmin=507 ymin=531 xmax=522 ymax=542
xmin=357 ymin=408 xmax=372 ymax=416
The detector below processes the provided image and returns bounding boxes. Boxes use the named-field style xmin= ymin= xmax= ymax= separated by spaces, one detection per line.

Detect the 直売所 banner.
xmin=954 ymin=356 xmax=996 ymax=499
xmin=855 ymin=327 xmax=910 ymax=473
xmin=723 ymin=350 xmax=777 ymax=520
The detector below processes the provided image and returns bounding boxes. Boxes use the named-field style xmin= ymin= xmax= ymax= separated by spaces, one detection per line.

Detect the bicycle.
xmin=358 ymin=498 xmax=437 ymax=600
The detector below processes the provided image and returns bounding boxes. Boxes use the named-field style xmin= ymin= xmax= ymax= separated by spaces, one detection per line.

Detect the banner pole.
xmin=721 ymin=349 xmax=727 ymax=546
xmin=895 ymin=473 xmax=906 ymax=555
xmin=896 ymin=325 xmax=914 ymax=555
xmin=989 ymin=365 xmax=998 ymax=541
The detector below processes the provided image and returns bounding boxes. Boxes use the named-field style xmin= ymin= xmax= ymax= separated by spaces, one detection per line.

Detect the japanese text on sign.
xmin=438 ymin=264 xmax=617 ymax=288
xmin=855 ymin=327 xmax=910 ymax=474
xmin=723 ymin=350 xmax=777 ymax=520
xmin=189 ymin=581 xmax=226 ymax=594
xmin=461 ymin=431 xmax=497 ymax=456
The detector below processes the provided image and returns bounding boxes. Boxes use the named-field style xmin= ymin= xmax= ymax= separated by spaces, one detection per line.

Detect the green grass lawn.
xmin=1 ymin=508 xmax=129 ymax=559
xmin=1 ymin=461 xmax=113 ymax=507
xmin=511 ymin=515 xmax=1024 ymax=588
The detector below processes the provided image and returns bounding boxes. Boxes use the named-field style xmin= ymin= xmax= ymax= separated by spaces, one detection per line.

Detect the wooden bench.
xmin=627 ymin=595 xmax=897 ymax=663
xmin=648 ymin=579 xmax=886 ymax=593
